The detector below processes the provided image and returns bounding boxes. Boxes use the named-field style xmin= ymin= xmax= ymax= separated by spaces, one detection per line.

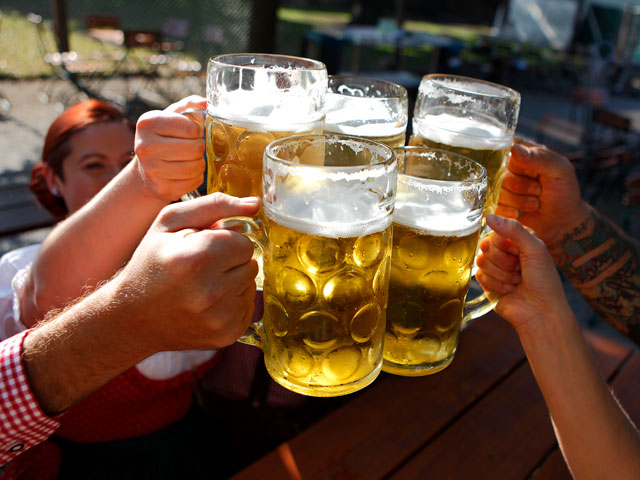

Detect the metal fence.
xmin=3 ymin=0 xmax=253 ymax=71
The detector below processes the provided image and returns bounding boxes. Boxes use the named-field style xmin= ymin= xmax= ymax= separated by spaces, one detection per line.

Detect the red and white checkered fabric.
xmin=0 ymin=330 xmax=58 ymax=466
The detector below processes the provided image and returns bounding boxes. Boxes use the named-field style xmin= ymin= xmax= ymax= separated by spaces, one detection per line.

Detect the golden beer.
xmin=409 ymin=113 xmax=510 ymax=215
xmin=260 ymin=213 xmax=392 ymax=396
xmin=383 ymin=222 xmax=480 ymax=376
xmin=205 ymin=115 xmax=323 ymax=196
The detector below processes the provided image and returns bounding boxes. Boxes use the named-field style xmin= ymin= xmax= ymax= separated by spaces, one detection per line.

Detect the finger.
xmin=146 ymin=158 xmax=204 ymax=181
xmin=166 ymin=95 xmax=206 ymax=114
xmin=194 ymin=229 xmax=257 ymax=272
xmin=501 ymin=169 xmax=542 ymax=196
xmin=155 ymin=193 xmax=261 ymax=232
xmin=497 ymin=188 xmax=540 ymax=213
xmin=137 ymin=111 xmax=203 ymax=140
xmin=475 ymin=251 xmax=521 ymax=284
xmin=490 ymin=232 xmax=520 ymax=256
xmin=476 ymin=269 xmax=517 ymax=295
xmin=137 ymin=137 xmax=205 ymax=163
xmin=509 ymin=144 xmax=571 ymax=178
xmin=495 ymin=203 xmax=520 ymax=220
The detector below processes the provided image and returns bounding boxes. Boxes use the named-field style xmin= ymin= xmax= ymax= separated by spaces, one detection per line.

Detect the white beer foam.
xmin=324 ymin=94 xmax=406 ymax=137
xmin=264 ymin=177 xmax=392 ymax=238
xmin=208 ymin=89 xmax=325 ymax=132
xmin=393 ymin=176 xmax=482 ymax=237
xmin=413 ymin=113 xmax=512 ymax=150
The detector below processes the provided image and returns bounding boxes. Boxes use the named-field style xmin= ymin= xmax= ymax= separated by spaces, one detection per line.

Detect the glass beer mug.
xmin=323 ymin=75 xmax=408 ymax=148
xmin=218 ymin=134 xmax=397 ymax=397
xmin=205 ymin=53 xmax=327 ymax=197
xmin=409 ymin=74 xmax=520 ymax=216
xmin=382 ymin=147 xmax=491 ymax=377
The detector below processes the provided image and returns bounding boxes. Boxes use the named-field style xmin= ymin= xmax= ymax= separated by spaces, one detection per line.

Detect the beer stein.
xmin=183 ymin=53 xmax=327 ymax=199
xmin=217 ymin=134 xmax=397 ymax=397
xmin=324 ymin=75 xmax=408 ymax=148
xmin=382 ymin=146 xmax=491 ymax=377
xmin=409 ymin=74 xmax=520 ymax=216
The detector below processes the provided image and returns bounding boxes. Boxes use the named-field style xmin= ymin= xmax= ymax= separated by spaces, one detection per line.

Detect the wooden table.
xmin=232 ymin=311 xmax=639 ymax=479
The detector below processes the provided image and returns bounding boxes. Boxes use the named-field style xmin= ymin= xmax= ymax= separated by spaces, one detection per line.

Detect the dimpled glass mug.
xmin=323 ymin=75 xmax=408 ymax=148
xmin=409 ymin=74 xmax=520 ymax=217
xmin=383 ymin=146 xmax=492 ymax=376
xmin=182 ymin=53 xmax=327 ymax=200
xmin=218 ymin=134 xmax=397 ymax=397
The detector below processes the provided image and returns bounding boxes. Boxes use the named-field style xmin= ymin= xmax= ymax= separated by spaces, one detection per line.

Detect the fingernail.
xmin=503 ymin=283 xmax=516 ymax=293
xmin=513 ymin=144 xmax=530 ymax=156
xmin=239 ymin=196 xmax=260 ymax=205
xmin=487 ymin=214 xmax=504 ymax=227
xmin=524 ymin=198 xmax=540 ymax=210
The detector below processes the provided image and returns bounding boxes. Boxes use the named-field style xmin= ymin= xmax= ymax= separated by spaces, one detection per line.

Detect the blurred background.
xmin=0 ymin=0 xmax=639 ymax=335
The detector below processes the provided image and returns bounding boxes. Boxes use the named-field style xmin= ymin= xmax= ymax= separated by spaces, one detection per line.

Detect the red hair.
xmin=29 ymin=99 xmax=134 ymax=219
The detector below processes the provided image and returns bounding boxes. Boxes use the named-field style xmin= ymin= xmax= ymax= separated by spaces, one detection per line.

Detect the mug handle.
xmin=462 ymin=229 xmax=500 ymax=324
xmin=180 ymin=107 xmax=207 ymax=201
xmin=211 ymin=216 xmax=267 ymax=347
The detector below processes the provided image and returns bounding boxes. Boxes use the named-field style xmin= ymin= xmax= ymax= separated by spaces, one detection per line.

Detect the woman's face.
xmin=49 ymin=122 xmax=135 ymax=214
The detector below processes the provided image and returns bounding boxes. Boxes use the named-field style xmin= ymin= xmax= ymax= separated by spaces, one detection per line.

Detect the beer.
xmin=206 ymin=114 xmax=324 ymax=196
xmin=410 ymin=112 xmax=511 ymax=215
xmin=260 ymin=205 xmax=392 ymax=396
xmin=382 ymin=146 xmax=487 ymax=376
xmin=324 ymin=75 xmax=408 ymax=148
xmin=383 ymin=221 xmax=480 ymax=376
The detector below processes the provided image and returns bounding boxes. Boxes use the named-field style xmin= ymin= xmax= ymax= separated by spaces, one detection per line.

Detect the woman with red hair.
xmin=0 ymin=96 xmax=227 ymax=478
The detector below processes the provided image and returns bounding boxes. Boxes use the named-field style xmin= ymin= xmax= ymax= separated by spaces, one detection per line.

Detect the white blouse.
xmin=0 ymin=244 xmax=215 ymax=380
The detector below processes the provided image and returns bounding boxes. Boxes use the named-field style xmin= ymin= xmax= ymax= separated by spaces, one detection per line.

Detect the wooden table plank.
xmin=392 ymin=327 xmax=633 ymax=480
xmin=232 ymin=313 xmax=525 ymax=480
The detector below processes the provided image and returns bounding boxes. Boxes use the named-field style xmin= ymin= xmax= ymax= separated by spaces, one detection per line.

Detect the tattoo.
xmin=548 ymin=206 xmax=640 ymax=345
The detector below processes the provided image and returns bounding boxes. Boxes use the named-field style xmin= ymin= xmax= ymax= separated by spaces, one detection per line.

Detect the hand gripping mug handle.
xmin=211 ymin=216 xmax=267 ymax=347
xmin=462 ymin=229 xmax=500 ymax=325
xmin=180 ymin=107 xmax=207 ymax=201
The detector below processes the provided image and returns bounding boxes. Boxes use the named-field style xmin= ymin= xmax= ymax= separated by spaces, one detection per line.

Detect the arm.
xmin=476 ymin=214 xmax=640 ymax=480
xmin=23 ymin=192 xmax=260 ymax=415
xmin=498 ymin=142 xmax=640 ymax=343
xmin=20 ymin=96 xmax=207 ymax=327
xmin=1 ymin=193 xmax=258 ymax=464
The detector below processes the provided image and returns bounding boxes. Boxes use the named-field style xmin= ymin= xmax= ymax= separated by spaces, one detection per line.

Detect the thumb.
xmin=155 ymin=193 xmax=261 ymax=232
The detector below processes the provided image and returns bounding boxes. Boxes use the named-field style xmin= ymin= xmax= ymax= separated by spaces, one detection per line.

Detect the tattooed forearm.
xmin=547 ymin=205 xmax=640 ymax=344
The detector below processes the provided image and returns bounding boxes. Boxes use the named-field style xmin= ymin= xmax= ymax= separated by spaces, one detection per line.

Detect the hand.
xmin=496 ymin=140 xmax=590 ymax=245
xmin=111 ymin=192 xmax=261 ymax=352
xmin=133 ymin=95 xmax=206 ymax=201
xmin=475 ymin=214 xmax=571 ymax=333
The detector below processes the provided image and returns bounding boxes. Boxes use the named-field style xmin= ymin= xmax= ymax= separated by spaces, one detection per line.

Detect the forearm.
xmin=518 ymin=311 xmax=640 ymax=480
xmin=23 ymin=160 xmax=169 ymax=325
xmin=22 ymin=279 xmax=153 ymax=415
xmin=547 ymin=204 xmax=640 ymax=344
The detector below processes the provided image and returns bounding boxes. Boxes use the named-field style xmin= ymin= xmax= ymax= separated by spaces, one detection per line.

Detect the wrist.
xmin=546 ymin=201 xmax=593 ymax=250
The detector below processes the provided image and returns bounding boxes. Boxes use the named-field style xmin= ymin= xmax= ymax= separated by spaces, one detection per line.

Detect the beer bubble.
xmin=353 ymin=232 xmax=384 ymax=267
xmin=397 ymin=234 xmax=432 ymax=270
xmin=209 ymin=119 xmax=229 ymax=162
xmin=276 ymin=267 xmax=316 ymax=308
xmin=388 ymin=300 xmax=423 ymax=335
xmin=237 ymin=131 xmax=275 ymax=170
xmin=217 ymin=164 xmax=253 ymax=198
xmin=350 ymin=302 xmax=381 ymax=343
xmin=436 ymin=299 xmax=462 ymax=332
xmin=298 ymin=236 xmax=344 ymax=274
xmin=284 ymin=344 xmax=314 ymax=378
xmin=266 ymin=298 xmax=289 ymax=337
xmin=323 ymin=270 xmax=368 ymax=310
xmin=322 ymin=346 xmax=362 ymax=381
xmin=444 ymin=237 xmax=475 ymax=272
xmin=298 ymin=311 xmax=339 ymax=350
